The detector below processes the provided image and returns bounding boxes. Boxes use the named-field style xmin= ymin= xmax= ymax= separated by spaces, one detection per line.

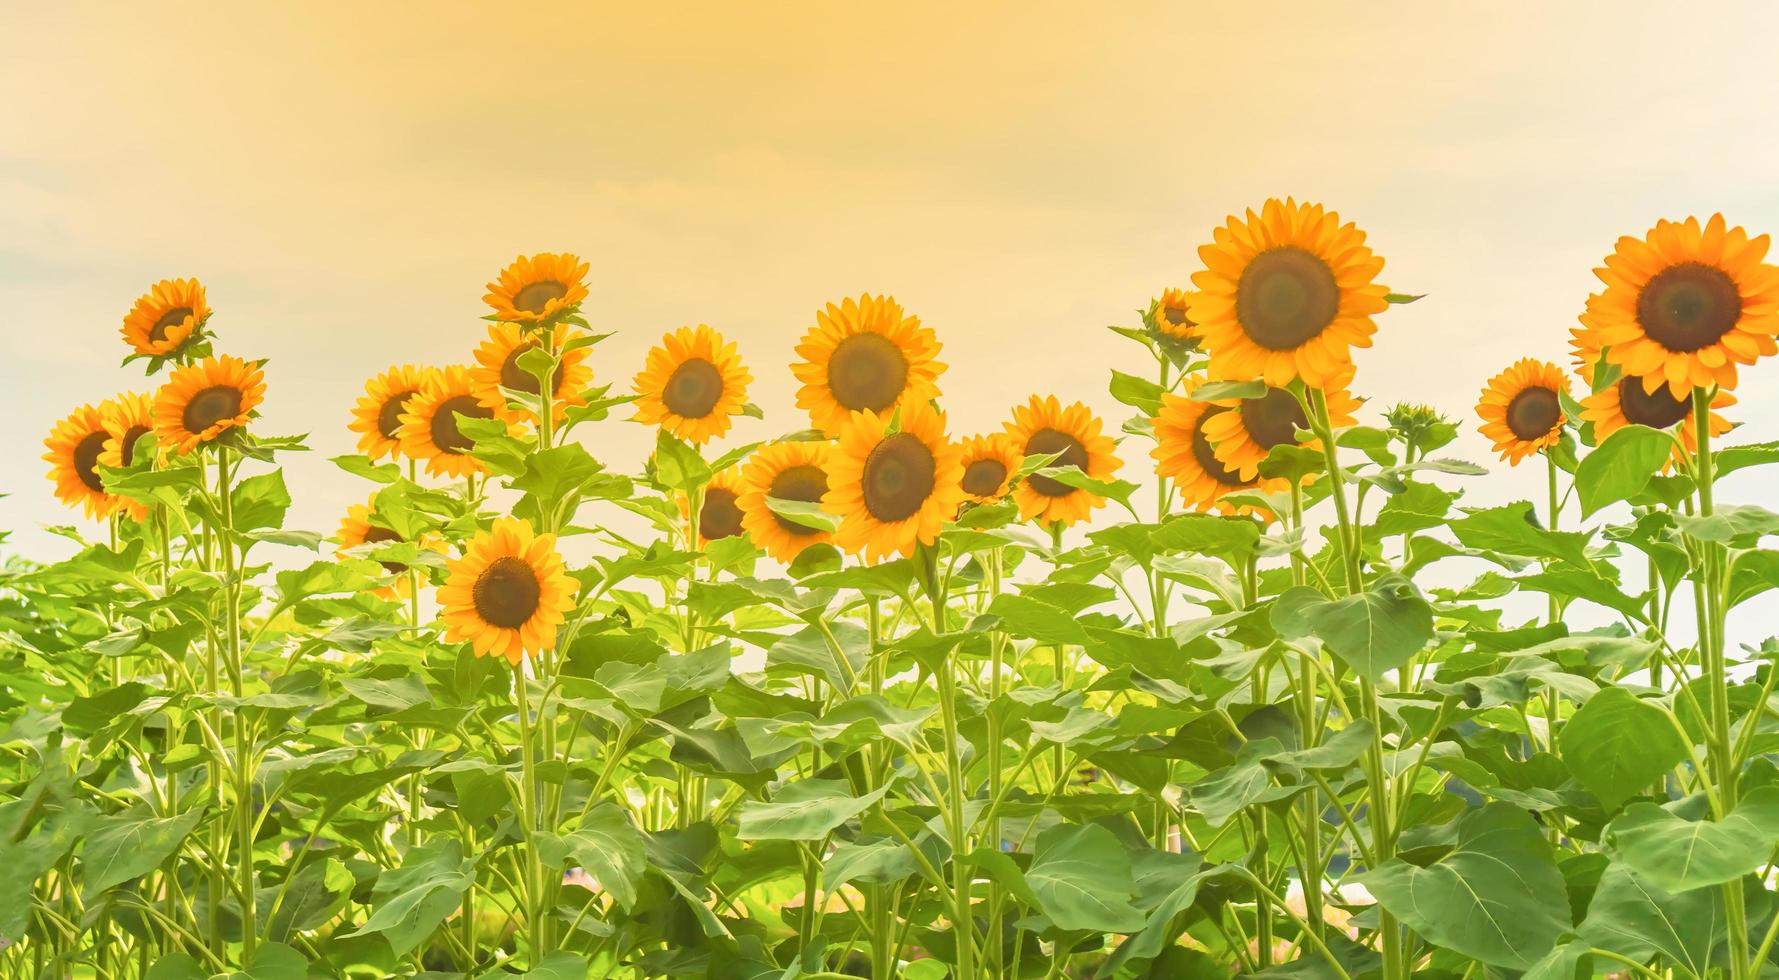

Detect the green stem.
xmin=216 ymin=449 xmax=256 ymax=961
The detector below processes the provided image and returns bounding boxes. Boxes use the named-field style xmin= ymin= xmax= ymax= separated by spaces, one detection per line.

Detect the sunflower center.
xmin=1236 ymin=247 xmax=1341 ymax=351
xmin=182 ymin=385 xmax=243 ymax=435
xmin=1617 ymin=379 xmax=1691 ymax=430
xmin=1191 ymin=408 xmax=1247 ymax=487
xmin=74 ymin=431 xmax=109 ymax=493
xmin=861 ymin=432 xmax=937 ymax=523
xmin=431 ymin=395 xmax=491 ymax=454
xmin=663 ymin=358 xmax=724 ymax=419
xmin=1506 ymin=386 xmax=1561 ymax=441
xmin=699 ymin=487 xmax=745 ymax=541
xmin=827 ymin=333 xmax=909 ymax=413
xmin=1162 ymin=304 xmax=1189 ymax=326
xmin=499 ymin=342 xmax=566 ymax=396
xmin=149 ymin=307 xmax=193 ymax=343
xmin=1239 ymin=388 xmax=1309 ymax=452
xmin=362 ymin=525 xmax=408 ymax=573
xmin=472 ymin=556 xmax=541 ymax=629
xmin=119 ymin=425 xmax=150 ymax=467
xmin=1636 ymin=262 xmax=1742 ymax=353
xmin=377 ymin=390 xmax=419 ymax=439
xmin=1025 ymin=428 xmax=1089 ymax=498
xmin=769 ymin=464 xmax=829 ymax=536
xmin=961 ymin=458 xmax=1009 ymax=498
xmin=513 ymin=280 xmax=568 ymax=315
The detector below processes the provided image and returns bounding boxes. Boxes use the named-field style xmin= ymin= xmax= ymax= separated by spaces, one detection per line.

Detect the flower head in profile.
xmin=44 ymin=403 xmax=121 ymax=519
xmin=1581 ymin=379 xmax=1733 ymax=470
xmin=483 ymin=252 xmax=590 ymax=327
xmin=1151 ymin=377 xmax=1288 ymax=516
xmin=96 ymin=392 xmax=155 ymax=520
xmin=121 ymin=278 xmax=210 ymax=358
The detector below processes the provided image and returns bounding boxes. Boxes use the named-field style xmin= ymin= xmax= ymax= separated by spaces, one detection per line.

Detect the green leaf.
xmin=987 ymin=593 xmax=1090 ymax=646
xmin=1109 ymin=370 xmax=1166 ymax=415
xmin=1576 ymin=424 xmax=1673 ymax=516
xmin=1605 ymin=787 xmax=1779 ymax=892
xmin=1557 ymin=686 xmax=1689 ymax=811
xmin=533 ymin=803 xmax=647 ymax=910
xmin=652 ymin=429 xmax=710 ymax=491
xmin=229 ymin=470 xmax=291 ymax=533
xmin=1577 ymin=862 xmax=1724 ymax=975
xmin=512 ymin=443 xmax=605 ymax=506
xmin=1299 ymin=574 xmax=1433 ymax=681
xmin=1189 ymin=379 xmax=1267 ymax=401
xmin=765 ymin=495 xmax=841 ymax=533
xmin=80 ymin=806 xmax=205 ymax=897
xmin=1451 ymin=502 xmax=1592 ymax=568
xmin=1025 ymin=823 xmax=1144 ymax=933
xmin=343 ymin=837 xmax=476 ymax=955
xmin=736 ymin=779 xmax=890 ymax=841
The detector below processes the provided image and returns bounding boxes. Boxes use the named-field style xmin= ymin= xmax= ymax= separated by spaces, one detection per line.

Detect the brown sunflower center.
xmin=1636 ymin=262 xmax=1741 ymax=353
xmin=472 ymin=556 xmax=541 ymax=629
xmin=1025 ymin=428 xmax=1089 ymax=498
xmin=182 ymin=385 xmax=244 ymax=435
xmin=1617 ymin=378 xmax=1691 ymax=430
xmin=512 ymin=280 xmax=568 ymax=315
xmin=1191 ymin=408 xmax=1247 ymax=487
xmin=74 ymin=431 xmax=109 ymax=493
xmin=1236 ymin=246 xmax=1341 ymax=351
xmin=827 ymin=333 xmax=909 ymax=413
xmin=769 ymin=464 xmax=830 ymax=536
xmin=861 ymin=433 xmax=937 ymax=523
xmin=149 ymin=306 xmax=193 ymax=344
xmin=699 ymin=487 xmax=745 ymax=541
xmin=431 ymin=395 xmax=491 ymax=454
xmin=1505 ymin=386 xmax=1562 ymax=441
xmin=377 ymin=390 xmax=419 ymax=439
xmin=1239 ymin=388 xmax=1309 ymax=452
xmin=1162 ymin=304 xmax=1189 ymax=326
xmin=119 ymin=425 xmax=150 ymax=467
xmin=961 ymin=457 xmax=1009 ymax=498
xmin=362 ymin=525 xmax=408 ymax=573
xmin=499 ymin=342 xmax=567 ymax=396
xmin=663 ymin=358 xmax=724 ymax=419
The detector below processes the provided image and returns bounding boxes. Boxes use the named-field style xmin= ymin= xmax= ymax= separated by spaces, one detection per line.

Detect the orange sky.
xmin=7 ymin=3 xmax=1779 ymax=557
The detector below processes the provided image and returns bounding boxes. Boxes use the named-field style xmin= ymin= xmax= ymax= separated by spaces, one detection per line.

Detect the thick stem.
xmin=216 ymin=450 xmax=256 ymax=961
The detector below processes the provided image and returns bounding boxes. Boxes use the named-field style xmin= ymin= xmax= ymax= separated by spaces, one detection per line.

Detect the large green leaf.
xmin=1605 ymin=787 xmax=1779 ymax=892
xmin=80 ymin=806 xmax=204 ymax=897
xmin=343 ymin=837 xmax=476 ymax=955
xmin=1576 ymin=424 xmax=1673 ymax=516
xmin=1557 ymin=686 xmax=1689 ymax=811
xmin=1025 ymin=823 xmax=1145 ymax=934
xmin=532 ymin=803 xmax=648 ymax=911
xmin=1299 ymin=574 xmax=1433 ymax=681
xmin=1577 ymin=862 xmax=1725 ymax=975
xmin=736 ymin=779 xmax=890 ymax=841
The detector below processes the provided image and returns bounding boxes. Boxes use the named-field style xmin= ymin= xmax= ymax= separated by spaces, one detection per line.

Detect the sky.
xmin=6 ymin=1 xmax=1779 ymax=616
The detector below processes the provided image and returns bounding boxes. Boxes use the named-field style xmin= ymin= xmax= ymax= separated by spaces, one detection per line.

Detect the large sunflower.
xmin=97 ymin=392 xmax=155 ymax=520
xmin=1151 ymin=378 xmax=1288 ymax=515
xmin=337 ymin=494 xmax=441 ymax=600
xmin=1583 ymin=214 xmax=1779 ymax=399
xmin=483 ymin=252 xmax=590 ymax=326
xmin=43 ymin=403 xmax=120 ymax=519
xmin=825 ymin=401 xmax=966 ymax=561
xmin=349 ymin=365 xmax=429 ymax=461
xmin=738 ymin=440 xmax=835 ymax=563
xmin=956 ymin=434 xmax=1021 ymax=504
xmin=121 ymin=278 xmax=210 ymax=357
xmin=468 ymin=323 xmax=593 ymax=424
xmin=1150 ymin=288 xmax=1200 ymax=347
xmin=683 ymin=467 xmax=748 ymax=547
xmin=792 ymin=294 xmax=945 ymax=436
xmin=438 ymin=517 xmax=578 ymax=664
xmin=399 ymin=366 xmax=510 ymax=479
xmin=1581 ymin=379 xmax=1734 ymax=469
xmin=1188 ymin=198 xmax=1388 ymax=388
xmin=151 ymin=355 xmax=266 ymax=455
xmin=1201 ymin=383 xmax=1358 ymax=481
xmin=633 ymin=325 xmax=753 ymax=444
xmin=1476 ymin=359 xmax=1571 ymax=465
xmin=1002 ymin=395 xmax=1122 ymax=527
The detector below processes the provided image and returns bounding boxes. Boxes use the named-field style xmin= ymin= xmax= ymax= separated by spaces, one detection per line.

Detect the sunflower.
xmin=1476 ymin=359 xmax=1571 ymax=465
xmin=825 ymin=401 xmax=966 ymax=561
xmin=399 ymin=366 xmax=509 ymax=479
xmin=121 ymin=278 xmax=210 ymax=358
xmin=1581 ymin=379 xmax=1734 ymax=469
xmin=43 ymin=403 xmax=120 ymax=519
xmin=1583 ymin=214 xmax=1779 ymax=399
xmin=682 ymin=467 xmax=749 ymax=547
xmin=1201 ymin=383 xmax=1359 ymax=481
xmin=792 ymin=294 xmax=945 ymax=436
xmin=633 ymin=325 xmax=753 ymax=444
xmin=468 ymin=322 xmax=593 ymax=424
xmin=1002 ymin=395 xmax=1122 ymax=527
xmin=151 ymin=355 xmax=266 ymax=455
xmin=1151 ymin=377 xmax=1287 ymax=515
xmin=1150 ymin=288 xmax=1199 ymax=346
xmin=96 ymin=392 xmax=155 ymax=520
xmin=336 ymin=494 xmax=441 ymax=600
xmin=956 ymin=434 xmax=1021 ymax=504
xmin=438 ymin=517 xmax=578 ymax=664
xmin=738 ymin=440 xmax=835 ymax=563
xmin=1188 ymin=198 xmax=1389 ymax=388
xmin=483 ymin=252 xmax=590 ymax=326
xmin=349 ymin=365 xmax=429 ymax=461
xmin=1570 ymin=291 xmax=1608 ymax=385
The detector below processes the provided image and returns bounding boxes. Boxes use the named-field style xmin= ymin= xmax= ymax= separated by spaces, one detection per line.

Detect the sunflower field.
xmin=10 ymin=199 xmax=1779 ymax=980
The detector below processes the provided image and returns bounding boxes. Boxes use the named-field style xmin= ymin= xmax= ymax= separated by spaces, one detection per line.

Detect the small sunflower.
xmin=43 ymin=403 xmax=120 ymax=519
xmin=1002 ymin=395 xmax=1122 ymax=527
xmin=1476 ymin=359 xmax=1571 ymax=465
xmin=337 ymin=494 xmax=441 ymax=600
xmin=1584 ymin=214 xmax=1779 ymax=399
xmin=1189 ymin=198 xmax=1389 ymax=388
xmin=682 ymin=467 xmax=749 ymax=547
xmin=1581 ymin=379 xmax=1734 ymax=469
xmin=483 ymin=252 xmax=590 ymax=326
xmin=151 ymin=355 xmax=266 ymax=455
xmin=956 ymin=434 xmax=1021 ymax=504
xmin=1151 ymin=377 xmax=1287 ymax=515
xmin=437 ymin=517 xmax=578 ymax=664
xmin=1202 ymin=384 xmax=1359 ymax=481
xmin=349 ymin=365 xmax=429 ymax=461
xmin=468 ymin=322 xmax=593 ymax=424
xmin=792 ymin=294 xmax=945 ymax=436
xmin=633 ymin=325 xmax=753 ymax=444
xmin=738 ymin=440 xmax=836 ymax=563
xmin=97 ymin=392 xmax=155 ymax=520
xmin=399 ymin=366 xmax=511 ymax=479
xmin=1150 ymin=288 xmax=1200 ymax=346
xmin=825 ymin=401 xmax=966 ymax=561
xmin=121 ymin=278 xmax=210 ymax=358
